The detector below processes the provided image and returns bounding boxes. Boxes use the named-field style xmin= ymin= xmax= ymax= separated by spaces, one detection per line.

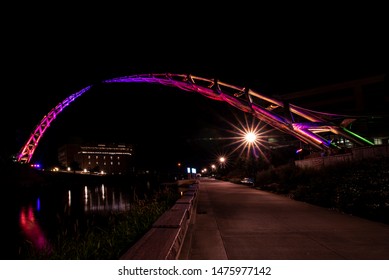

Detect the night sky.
xmin=2 ymin=8 xmax=387 ymax=172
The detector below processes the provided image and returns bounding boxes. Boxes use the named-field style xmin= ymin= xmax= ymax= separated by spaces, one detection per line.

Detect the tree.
xmin=69 ymin=160 xmax=81 ymax=173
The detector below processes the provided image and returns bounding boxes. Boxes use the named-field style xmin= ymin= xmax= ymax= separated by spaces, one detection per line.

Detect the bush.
xmin=20 ymin=184 xmax=181 ymax=259
xmin=250 ymin=158 xmax=389 ymax=224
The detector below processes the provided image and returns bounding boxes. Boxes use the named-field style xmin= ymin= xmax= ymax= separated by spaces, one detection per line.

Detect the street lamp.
xmin=244 ymin=131 xmax=257 ymax=144
xmin=219 ymin=156 xmax=227 ymax=169
xmin=224 ymin=114 xmax=266 ymax=159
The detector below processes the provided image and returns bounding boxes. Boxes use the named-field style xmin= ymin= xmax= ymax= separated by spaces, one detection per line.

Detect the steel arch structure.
xmin=16 ymin=73 xmax=374 ymax=164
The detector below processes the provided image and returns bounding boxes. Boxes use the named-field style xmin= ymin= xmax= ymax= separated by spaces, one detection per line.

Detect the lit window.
xmin=111 ymin=162 xmax=113 ymax=165
xmin=88 ymin=155 xmax=91 ymax=159
xmin=96 ymin=156 xmax=98 ymax=159
xmin=104 ymin=162 xmax=106 ymax=165
xmin=88 ymin=162 xmax=91 ymax=165
xmin=118 ymin=162 xmax=120 ymax=165
xmin=374 ymin=138 xmax=383 ymax=145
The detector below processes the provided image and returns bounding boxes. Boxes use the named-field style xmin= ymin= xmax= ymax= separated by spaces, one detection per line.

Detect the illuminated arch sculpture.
xmin=16 ymin=73 xmax=374 ymax=164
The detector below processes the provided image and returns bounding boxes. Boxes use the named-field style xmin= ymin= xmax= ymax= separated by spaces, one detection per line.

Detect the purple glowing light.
xmin=16 ymin=74 xmax=373 ymax=164
xmin=17 ymin=86 xmax=92 ymax=164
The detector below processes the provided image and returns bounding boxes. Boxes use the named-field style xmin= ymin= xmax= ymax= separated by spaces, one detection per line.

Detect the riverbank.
xmin=3 ymin=162 xmax=184 ymax=259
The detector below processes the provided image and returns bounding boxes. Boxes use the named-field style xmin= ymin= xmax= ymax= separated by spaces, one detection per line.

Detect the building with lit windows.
xmin=58 ymin=143 xmax=134 ymax=175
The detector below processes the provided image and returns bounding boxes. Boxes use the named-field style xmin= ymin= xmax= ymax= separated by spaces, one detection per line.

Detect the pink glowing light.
xmin=16 ymin=73 xmax=373 ymax=164
xmin=17 ymin=86 xmax=92 ymax=163
xmin=19 ymin=206 xmax=51 ymax=253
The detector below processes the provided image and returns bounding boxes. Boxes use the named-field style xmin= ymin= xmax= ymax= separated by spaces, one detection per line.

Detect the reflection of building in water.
xmin=83 ymin=184 xmax=131 ymax=212
xmin=58 ymin=143 xmax=134 ymax=175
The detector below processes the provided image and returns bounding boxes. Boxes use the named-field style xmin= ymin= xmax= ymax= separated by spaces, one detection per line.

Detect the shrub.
xmin=251 ymin=157 xmax=389 ymax=224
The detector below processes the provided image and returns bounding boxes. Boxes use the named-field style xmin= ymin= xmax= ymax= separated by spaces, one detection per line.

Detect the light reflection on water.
xmin=82 ymin=184 xmax=131 ymax=212
xmin=19 ymin=205 xmax=52 ymax=253
xmin=17 ymin=181 xmax=149 ymax=255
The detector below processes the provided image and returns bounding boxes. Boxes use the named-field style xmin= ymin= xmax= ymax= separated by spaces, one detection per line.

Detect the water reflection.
xmin=16 ymin=181 xmax=148 ymax=255
xmin=82 ymin=184 xmax=131 ymax=212
xmin=68 ymin=190 xmax=71 ymax=207
xmin=19 ymin=205 xmax=51 ymax=253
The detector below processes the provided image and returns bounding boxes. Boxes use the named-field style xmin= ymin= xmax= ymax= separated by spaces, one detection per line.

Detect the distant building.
xmin=58 ymin=143 xmax=134 ymax=175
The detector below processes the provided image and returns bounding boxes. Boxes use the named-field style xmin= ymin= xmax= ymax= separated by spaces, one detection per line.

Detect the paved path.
xmin=179 ymin=178 xmax=389 ymax=260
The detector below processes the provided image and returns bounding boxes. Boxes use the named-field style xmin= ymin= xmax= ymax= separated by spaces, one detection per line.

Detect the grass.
xmin=20 ymin=184 xmax=180 ymax=259
xmin=240 ymin=157 xmax=389 ymax=224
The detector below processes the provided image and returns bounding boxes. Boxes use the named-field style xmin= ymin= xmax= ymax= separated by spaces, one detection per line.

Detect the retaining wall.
xmin=119 ymin=182 xmax=199 ymax=260
xmin=295 ymin=145 xmax=389 ymax=169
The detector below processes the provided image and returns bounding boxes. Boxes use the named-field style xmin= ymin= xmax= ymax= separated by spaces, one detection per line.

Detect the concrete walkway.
xmin=179 ymin=178 xmax=389 ymax=260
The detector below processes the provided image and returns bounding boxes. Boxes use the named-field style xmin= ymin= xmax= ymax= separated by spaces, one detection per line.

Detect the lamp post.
xmin=210 ymin=164 xmax=216 ymax=177
xmin=219 ymin=156 xmax=226 ymax=166
xmin=218 ymin=156 xmax=227 ymax=177
xmin=243 ymin=131 xmax=259 ymax=180
xmin=244 ymin=131 xmax=257 ymax=147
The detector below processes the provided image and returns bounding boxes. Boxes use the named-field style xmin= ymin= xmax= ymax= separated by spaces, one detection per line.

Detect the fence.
xmin=119 ymin=182 xmax=199 ymax=260
xmin=295 ymin=145 xmax=389 ymax=169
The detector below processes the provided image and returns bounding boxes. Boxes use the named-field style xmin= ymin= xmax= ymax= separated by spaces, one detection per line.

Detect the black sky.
xmin=2 ymin=7 xmax=387 ymax=171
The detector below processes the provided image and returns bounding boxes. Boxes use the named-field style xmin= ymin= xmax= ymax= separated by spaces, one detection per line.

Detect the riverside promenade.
xmin=179 ymin=178 xmax=389 ymax=260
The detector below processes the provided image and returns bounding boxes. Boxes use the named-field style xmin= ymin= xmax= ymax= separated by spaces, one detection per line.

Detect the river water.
xmin=2 ymin=173 xmax=172 ymax=259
